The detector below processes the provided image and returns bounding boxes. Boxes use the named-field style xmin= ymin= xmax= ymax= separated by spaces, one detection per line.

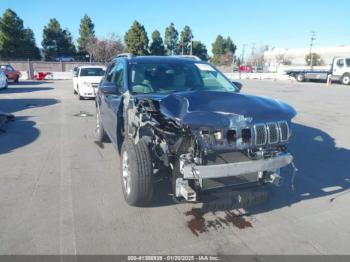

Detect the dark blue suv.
xmin=95 ymin=54 xmax=296 ymax=206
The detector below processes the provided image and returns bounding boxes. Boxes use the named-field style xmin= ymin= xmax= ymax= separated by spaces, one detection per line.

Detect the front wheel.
xmin=14 ymin=76 xmax=19 ymax=83
xmin=77 ymin=87 xmax=83 ymax=100
xmin=95 ymin=107 xmax=108 ymax=143
xmin=120 ymin=138 xmax=153 ymax=206
xmin=341 ymin=74 xmax=350 ymax=85
xmin=296 ymin=73 xmax=305 ymax=82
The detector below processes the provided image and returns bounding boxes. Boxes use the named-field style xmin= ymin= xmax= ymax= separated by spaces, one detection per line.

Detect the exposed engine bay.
xmin=122 ymin=90 xmax=296 ymax=201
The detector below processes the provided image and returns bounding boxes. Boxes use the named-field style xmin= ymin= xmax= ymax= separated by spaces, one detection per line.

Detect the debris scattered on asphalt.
xmin=0 ymin=112 xmax=14 ymax=133
xmin=73 ymin=111 xmax=94 ymax=117
xmin=185 ymin=208 xmax=252 ymax=236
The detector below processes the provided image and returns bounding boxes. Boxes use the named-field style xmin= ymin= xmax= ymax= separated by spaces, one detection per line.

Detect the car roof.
xmin=114 ymin=55 xmax=205 ymax=64
xmin=78 ymin=65 xmax=106 ymax=69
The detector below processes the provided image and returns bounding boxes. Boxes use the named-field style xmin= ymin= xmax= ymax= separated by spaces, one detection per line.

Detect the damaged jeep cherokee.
xmin=95 ymin=54 xmax=297 ymax=206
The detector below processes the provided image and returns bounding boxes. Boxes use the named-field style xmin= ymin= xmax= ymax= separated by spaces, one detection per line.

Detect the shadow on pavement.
xmin=8 ymin=81 xmax=53 ymax=86
xmin=148 ymin=123 xmax=350 ymax=211
xmin=247 ymin=123 xmax=350 ymax=214
xmin=0 ymin=98 xmax=59 ymax=155
xmin=0 ymin=87 xmax=54 ymax=94
xmin=0 ymin=116 xmax=40 ymax=154
xmin=0 ymin=98 xmax=59 ymax=114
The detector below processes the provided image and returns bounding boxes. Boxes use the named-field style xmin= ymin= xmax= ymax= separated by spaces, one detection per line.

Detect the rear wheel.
xmin=341 ymin=74 xmax=350 ymax=85
xmin=14 ymin=76 xmax=19 ymax=83
xmin=120 ymin=138 xmax=153 ymax=206
xmin=296 ymin=73 xmax=305 ymax=82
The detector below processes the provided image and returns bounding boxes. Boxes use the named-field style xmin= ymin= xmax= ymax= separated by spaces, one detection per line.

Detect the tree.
xmin=164 ymin=22 xmax=178 ymax=55
xmin=0 ymin=9 xmax=41 ymax=59
xmin=149 ymin=30 xmax=165 ymax=56
xmin=211 ymin=35 xmax=225 ymax=64
xmin=192 ymin=41 xmax=208 ymax=61
xmin=224 ymin=37 xmax=236 ymax=54
xmin=179 ymin=25 xmax=193 ymax=55
xmin=211 ymin=35 xmax=236 ymax=65
xmin=77 ymin=14 xmax=95 ymax=55
xmin=42 ymin=18 xmax=76 ymax=60
xmin=85 ymin=34 xmax=125 ymax=62
xmin=305 ymin=53 xmax=323 ymax=66
xmin=124 ymin=20 xmax=149 ymax=55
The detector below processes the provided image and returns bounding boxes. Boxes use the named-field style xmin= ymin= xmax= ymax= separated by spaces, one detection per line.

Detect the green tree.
xmin=149 ymin=30 xmax=165 ymax=56
xmin=211 ymin=35 xmax=225 ymax=64
xmin=0 ymin=9 xmax=41 ymax=59
xmin=224 ymin=37 xmax=236 ymax=54
xmin=179 ymin=25 xmax=193 ymax=55
xmin=305 ymin=53 xmax=323 ymax=66
xmin=192 ymin=41 xmax=208 ymax=61
xmin=211 ymin=35 xmax=236 ymax=65
xmin=124 ymin=20 xmax=149 ymax=55
xmin=42 ymin=18 xmax=76 ymax=60
xmin=164 ymin=22 xmax=178 ymax=55
xmin=77 ymin=14 xmax=95 ymax=55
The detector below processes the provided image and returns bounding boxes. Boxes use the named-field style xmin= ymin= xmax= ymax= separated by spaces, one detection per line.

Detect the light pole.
xmin=309 ymin=31 xmax=316 ymax=70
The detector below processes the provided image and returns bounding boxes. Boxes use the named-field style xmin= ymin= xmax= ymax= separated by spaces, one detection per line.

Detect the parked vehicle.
xmin=286 ymin=57 xmax=350 ymax=85
xmin=0 ymin=70 xmax=8 ymax=89
xmin=239 ymin=65 xmax=253 ymax=73
xmin=96 ymin=54 xmax=297 ymax=206
xmin=73 ymin=66 xmax=106 ymax=99
xmin=0 ymin=64 xmax=20 ymax=83
xmin=54 ymin=56 xmax=75 ymax=62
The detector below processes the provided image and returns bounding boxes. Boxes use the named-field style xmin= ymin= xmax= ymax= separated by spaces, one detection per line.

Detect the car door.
xmin=333 ymin=58 xmax=345 ymax=77
xmin=102 ymin=62 xmax=125 ymax=145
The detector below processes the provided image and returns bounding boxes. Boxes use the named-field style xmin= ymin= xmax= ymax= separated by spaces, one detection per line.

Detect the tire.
xmin=3 ymin=79 xmax=8 ymax=89
xmin=14 ymin=76 xmax=19 ymax=83
xmin=341 ymin=74 xmax=350 ymax=85
xmin=95 ymin=106 xmax=108 ymax=143
xmin=73 ymin=88 xmax=77 ymax=95
xmin=120 ymin=138 xmax=153 ymax=206
xmin=296 ymin=73 xmax=305 ymax=82
xmin=77 ymin=87 xmax=83 ymax=100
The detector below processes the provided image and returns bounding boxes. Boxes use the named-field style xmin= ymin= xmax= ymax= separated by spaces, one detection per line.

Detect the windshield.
xmin=129 ymin=62 xmax=238 ymax=94
xmin=79 ymin=68 xmax=105 ymax=77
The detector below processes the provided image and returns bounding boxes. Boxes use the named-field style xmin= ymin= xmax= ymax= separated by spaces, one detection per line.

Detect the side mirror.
xmin=232 ymin=81 xmax=242 ymax=91
xmin=100 ymin=82 xmax=119 ymax=95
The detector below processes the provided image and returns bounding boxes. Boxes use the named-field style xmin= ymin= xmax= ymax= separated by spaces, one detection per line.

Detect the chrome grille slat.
xmin=278 ymin=121 xmax=289 ymax=142
xmin=254 ymin=124 xmax=267 ymax=146
xmin=267 ymin=122 xmax=279 ymax=144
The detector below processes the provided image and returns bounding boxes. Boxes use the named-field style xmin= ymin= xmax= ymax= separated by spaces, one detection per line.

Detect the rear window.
xmin=79 ymin=68 xmax=105 ymax=77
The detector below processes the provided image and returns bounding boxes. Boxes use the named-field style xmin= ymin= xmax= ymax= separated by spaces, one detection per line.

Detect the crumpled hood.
xmin=158 ymin=91 xmax=296 ymax=128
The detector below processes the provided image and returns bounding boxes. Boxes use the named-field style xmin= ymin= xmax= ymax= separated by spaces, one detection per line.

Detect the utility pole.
xmin=241 ymin=44 xmax=246 ymax=65
xmin=251 ymin=42 xmax=256 ymax=67
xmin=309 ymin=31 xmax=316 ymax=70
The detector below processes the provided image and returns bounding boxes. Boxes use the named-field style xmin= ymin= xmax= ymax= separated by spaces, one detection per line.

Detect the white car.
xmin=73 ymin=66 xmax=106 ymax=99
xmin=0 ymin=70 xmax=8 ymax=89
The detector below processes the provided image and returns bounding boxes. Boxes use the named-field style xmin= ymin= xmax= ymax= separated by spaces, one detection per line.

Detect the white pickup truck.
xmin=285 ymin=57 xmax=350 ymax=85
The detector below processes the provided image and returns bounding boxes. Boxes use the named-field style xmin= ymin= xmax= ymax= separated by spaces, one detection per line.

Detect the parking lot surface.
xmin=0 ymin=80 xmax=349 ymax=255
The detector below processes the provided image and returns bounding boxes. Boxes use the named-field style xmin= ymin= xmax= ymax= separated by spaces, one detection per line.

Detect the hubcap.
xmin=343 ymin=77 xmax=350 ymax=84
xmin=96 ymin=110 xmax=101 ymax=136
xmin=122 ymin=151 xmax=131 ymax=195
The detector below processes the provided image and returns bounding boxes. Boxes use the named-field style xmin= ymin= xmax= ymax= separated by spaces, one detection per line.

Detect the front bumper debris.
xmin=181 ymin=153 xmax=293 ymax=180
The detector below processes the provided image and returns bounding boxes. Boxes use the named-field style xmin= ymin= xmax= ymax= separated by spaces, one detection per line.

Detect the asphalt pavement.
xmin=0 ymin=79 xmax=349 ymax=254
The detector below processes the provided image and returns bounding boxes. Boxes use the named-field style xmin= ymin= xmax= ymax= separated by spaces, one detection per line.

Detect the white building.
xmin=264 ymin=45 xmax=350 ymax=70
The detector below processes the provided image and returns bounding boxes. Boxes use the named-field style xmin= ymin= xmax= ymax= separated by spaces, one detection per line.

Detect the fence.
xmin=0 ymin=60 xmax=107 ymax=79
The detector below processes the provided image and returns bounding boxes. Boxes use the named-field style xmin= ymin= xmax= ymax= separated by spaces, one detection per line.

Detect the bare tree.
xmin=85 ymin=33 xmax=125 ymax=62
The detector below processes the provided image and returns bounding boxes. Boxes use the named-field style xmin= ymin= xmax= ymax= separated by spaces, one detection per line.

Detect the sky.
xmin=1 ymin=0 xmax=350 ymax=56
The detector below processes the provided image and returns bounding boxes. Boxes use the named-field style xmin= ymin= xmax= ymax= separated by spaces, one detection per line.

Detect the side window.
xmin=345 ymin=59 xmax=350 ymax=67
xmin=114 ymin=63 xmax=124 ymax=89
xmin=337 ymin=59 xmax=344 ymax=67
xmin=105 ymin=62 xmax=117 ymax=82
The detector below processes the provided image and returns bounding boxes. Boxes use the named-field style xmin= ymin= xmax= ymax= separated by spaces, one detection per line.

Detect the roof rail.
xmin=115 ymin=53 xmax=134 ymax=59
xmin=174 ymin=55 xmax=201 ymax=61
